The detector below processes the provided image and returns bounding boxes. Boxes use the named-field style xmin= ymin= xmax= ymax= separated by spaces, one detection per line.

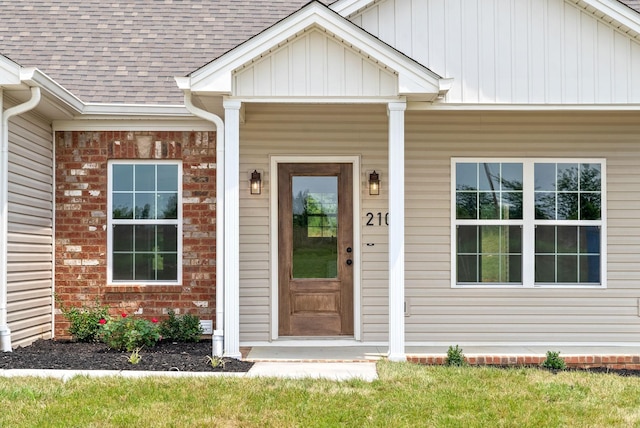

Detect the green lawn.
xmin=1 ymin=361 xmax=640 ymax=427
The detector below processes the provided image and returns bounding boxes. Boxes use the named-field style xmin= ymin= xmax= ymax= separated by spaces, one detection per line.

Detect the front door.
xmin=278 ymin=163 xmax=354 ymax=336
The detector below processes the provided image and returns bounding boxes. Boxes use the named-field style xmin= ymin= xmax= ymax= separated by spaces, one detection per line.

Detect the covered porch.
xmin=175 ymin=2 xmax=452 ymax=361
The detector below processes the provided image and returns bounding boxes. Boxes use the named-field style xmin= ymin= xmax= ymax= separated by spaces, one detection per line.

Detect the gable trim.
xmin=330 ymin=0 xmax=379 ymax=17
xmin=0 ymin=56 xmax=20 ymax=86
xmin=186 ymin=1 xmax=448 ymax=100
xmin=572 ymin=0 xmax=640 ymax=39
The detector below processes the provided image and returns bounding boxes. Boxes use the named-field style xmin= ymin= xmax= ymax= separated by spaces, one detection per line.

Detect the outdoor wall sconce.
xmin=369 ymin=170 xmax=380 ymax=195
xmin=250 ymin=170 xmax=262 ymax=195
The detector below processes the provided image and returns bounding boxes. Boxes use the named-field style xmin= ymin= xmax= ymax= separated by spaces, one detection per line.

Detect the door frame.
xmin=270 ymin=155 xmax=361 ymax=341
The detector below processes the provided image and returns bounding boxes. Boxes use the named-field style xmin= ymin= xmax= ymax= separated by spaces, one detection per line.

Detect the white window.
xmin=107 ymin=161 xmax=182 ymax=284
xmin=451 ymin=158 xmax=605 ymax=288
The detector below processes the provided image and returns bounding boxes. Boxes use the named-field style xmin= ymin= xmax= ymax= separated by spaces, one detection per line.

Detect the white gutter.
xmin=0 ymin=86 xmax=41 ymax=352
xmin=180 ymin=89 xmax=226 ymax=357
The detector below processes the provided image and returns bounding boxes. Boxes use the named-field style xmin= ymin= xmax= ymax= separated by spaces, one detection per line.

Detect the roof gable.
xmin=233 ymin=26 xmax=399 ymax=98
xmin=183 ymin=1 xmax=450 ymax=101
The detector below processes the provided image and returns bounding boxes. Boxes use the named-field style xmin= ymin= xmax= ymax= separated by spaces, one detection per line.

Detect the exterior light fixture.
xmin=250 ymin=170 xmax=261 ymax=195
xmin=369 ymin=170 xmax=380 ymax=195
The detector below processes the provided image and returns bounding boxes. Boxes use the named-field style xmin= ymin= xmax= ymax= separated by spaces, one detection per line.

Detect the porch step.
xmin=243 ymin=346 xmax=385 ymax=362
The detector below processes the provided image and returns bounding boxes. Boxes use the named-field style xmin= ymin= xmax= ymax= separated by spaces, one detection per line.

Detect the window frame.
xmin=107 ymin=160 xmax=183 ymax=285
xmin=451 ymin=157 xmax=606 ymax=289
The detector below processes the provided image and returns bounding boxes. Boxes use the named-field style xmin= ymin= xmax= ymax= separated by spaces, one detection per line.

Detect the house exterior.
xmin=1 ymin=0 xmax=640 ymax=360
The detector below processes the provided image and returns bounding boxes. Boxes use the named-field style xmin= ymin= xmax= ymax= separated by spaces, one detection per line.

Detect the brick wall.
xmin=54 ymin=131 xmax=217 ymax=337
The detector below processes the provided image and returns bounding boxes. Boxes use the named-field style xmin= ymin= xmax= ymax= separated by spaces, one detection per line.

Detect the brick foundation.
xmin=54 ymin=131 xmax=217 ymax=337
xmin=407 ymin=354 xmax=640 ymax=370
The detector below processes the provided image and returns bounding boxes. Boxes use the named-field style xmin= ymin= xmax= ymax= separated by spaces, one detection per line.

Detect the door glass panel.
xmin=292 ymin=176 xmax=338 ymax=278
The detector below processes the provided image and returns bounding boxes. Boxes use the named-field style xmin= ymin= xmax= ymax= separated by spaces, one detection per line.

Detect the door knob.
xmin=346 ymin=259 xmax=353 ymax=266
xmin=346 ymin=247 xmax=352 ymax=253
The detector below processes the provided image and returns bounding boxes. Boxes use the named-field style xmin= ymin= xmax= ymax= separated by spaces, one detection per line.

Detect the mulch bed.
xmin=0 ymin=340 xmax=253 ymax=372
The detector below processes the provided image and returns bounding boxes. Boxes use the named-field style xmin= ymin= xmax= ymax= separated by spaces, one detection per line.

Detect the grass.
xmin=1 ymin=361 xmax=640 ymax=427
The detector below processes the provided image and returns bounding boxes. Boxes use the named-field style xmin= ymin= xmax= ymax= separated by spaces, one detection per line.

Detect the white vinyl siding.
xmin=348 ymin=0 xmax=640 ymax=104
xmin=6 ymin=107 xmax=54 ymax=347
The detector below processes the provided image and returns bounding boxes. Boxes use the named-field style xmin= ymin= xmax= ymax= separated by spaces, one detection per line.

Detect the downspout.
xmin=0 ymin=86 xmax=41 ymax=352
xmin=182 ymin=90 xmax=225 ymax=357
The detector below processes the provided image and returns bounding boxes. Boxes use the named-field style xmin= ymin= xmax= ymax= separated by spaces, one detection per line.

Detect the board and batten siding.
xmin=405 ymin=110 xmax=640 ymax=344
xmin=6 ymin=106 xmax=53 ymax=347
xmin=234 ymin=27 xmax=397 ymax=98
xmin=349 ymin=0 xmax=640 ymax=104
xmin=239 ymin=104 xmax=389 ymax=343
xmin=238 ymin=103 xmax=640 ymax=345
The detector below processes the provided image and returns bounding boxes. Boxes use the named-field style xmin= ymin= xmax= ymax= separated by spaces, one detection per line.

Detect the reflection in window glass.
xmin=456 ymin=163 xmax=523 ymax=220
xmin=534 ymin=163 xmax=601 ymax=220
xmin=110 ymin=162 xmax=180 ymax=283
xmin=535 ymin=226 xmax=600 ymax=284
xmin=454 ymin=159 xmax=604 ymax=287
xmin=457 ymin=225 xmax=522 ymax=284
xmin=292 ymin=176 xmax=338 ymax=279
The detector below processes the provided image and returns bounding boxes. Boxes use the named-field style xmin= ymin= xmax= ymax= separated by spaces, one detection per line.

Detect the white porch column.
xmin=223 ymin=99 xmax=242 ymax=359
xmin=387 ymin=101 xmax=406 ymax=362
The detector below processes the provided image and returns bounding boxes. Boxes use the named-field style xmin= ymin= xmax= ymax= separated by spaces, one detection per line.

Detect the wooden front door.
xmin=278 ymin=163 xmax=354 ymax=336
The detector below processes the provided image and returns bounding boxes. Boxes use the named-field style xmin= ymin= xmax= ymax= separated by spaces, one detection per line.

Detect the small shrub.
xmin=445 ymin=345 xmax=467 ymax=367
xmin=56 ymin=296 xmax=110 ymax=342
xmin=159 ymin=310 xmax=203 ymax=342
xmin=99 ymin=313 xmax=160 ymax=351
xmin=206 ymin=355 xmax=225 ymax=369
xmin=541 ymin=351 xmax=567 ymax=370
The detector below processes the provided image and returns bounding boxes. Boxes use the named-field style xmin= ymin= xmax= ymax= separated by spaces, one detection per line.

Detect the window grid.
xmin=108 ymin=161 xmax=182 ymax=285
xmin=452 ymin=158 xmax=605 ymax=288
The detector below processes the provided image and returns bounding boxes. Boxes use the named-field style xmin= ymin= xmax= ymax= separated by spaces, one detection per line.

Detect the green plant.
xmin=205 ymin=355 xmax=225 ymax=369
xmin=541 ymin=351 xmax=567 ymax=370
xmin=56 ymin=296 xmax=110 ymax=342
xmin=128 ymin=348 xmax=142 ymax=364
xmin=98 ymin=313 xmax=160 ymax=351
xmin=445 ymin=345 xmax=467 ymax=367
xmin=159 ymin=310 xmax=203 ymax=342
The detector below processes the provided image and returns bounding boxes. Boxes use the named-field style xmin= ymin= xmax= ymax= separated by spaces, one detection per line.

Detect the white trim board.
xmin=53 ymin=119 xmax=216 ymax=132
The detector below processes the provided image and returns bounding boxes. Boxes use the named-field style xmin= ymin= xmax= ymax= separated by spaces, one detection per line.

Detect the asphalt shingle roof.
xmin=620 ymin=0 xmax=640 ymax=10
xmin=0 ymin=0 xmax=638 ymax=106
xmin=0 ymin=0 xmax=333 ymax=105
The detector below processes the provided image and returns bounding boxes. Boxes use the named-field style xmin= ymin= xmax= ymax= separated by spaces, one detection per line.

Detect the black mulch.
xmin=0 ymin=340 xmax=253 ymax=372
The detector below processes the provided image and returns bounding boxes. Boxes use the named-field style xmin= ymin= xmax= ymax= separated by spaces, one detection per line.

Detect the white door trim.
xmin=270 ymin=155 xmax=361 ymax=341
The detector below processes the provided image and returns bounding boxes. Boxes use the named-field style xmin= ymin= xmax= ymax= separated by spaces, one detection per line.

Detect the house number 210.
xmin=366 ymin=212 xmax=389 ymax=226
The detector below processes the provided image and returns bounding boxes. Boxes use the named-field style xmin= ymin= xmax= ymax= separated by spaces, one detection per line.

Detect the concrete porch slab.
xmin=246 ymin=346 xmax=386 ymax=362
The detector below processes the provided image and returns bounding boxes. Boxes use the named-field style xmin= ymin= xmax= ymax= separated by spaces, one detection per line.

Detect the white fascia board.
xmin=175 ymin=76 xmax=191 ymax=91
xmin=189 ymin=2 xmax=444 ymax=97
xmin=229 ymin=95 xmax=404 ymax=104
xmin=407 ymin=102 xmax=640 ymax=111
xmin=575 ymin=0 xmax=640 ymax=36
xmin=53 ymin=118 xmax=215 ymax=132
xmin=330 ymin=0 xmax=376 ymax=17
xmin=23 ymin=68 xmax=194 ymax=119
xmin=0 ymin=55 xmax=21 ymax=85
xmin=82 ymin=103 xmax=192 ymax=117
xmin=20 ymin=68 xmax=84 ymax=113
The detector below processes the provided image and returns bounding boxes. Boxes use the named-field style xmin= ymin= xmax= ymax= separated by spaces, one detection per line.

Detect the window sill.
xmin=452 ymin=284 xmax=606 ymax=289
